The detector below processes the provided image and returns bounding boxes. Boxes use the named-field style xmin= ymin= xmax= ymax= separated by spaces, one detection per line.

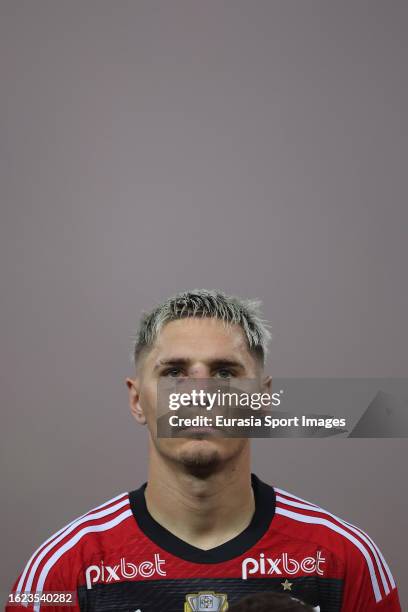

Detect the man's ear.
xmin=262 ymin=375 xmax=272 ymax=392
xmin=126 ymin=377 xmax=147 ymax=425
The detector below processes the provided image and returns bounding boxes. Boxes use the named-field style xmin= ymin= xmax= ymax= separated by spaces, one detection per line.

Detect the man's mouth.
xmin=175 ymin=425 xmax=224 ymax=437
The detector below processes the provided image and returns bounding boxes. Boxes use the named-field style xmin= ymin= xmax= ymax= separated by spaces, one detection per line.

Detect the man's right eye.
xmin=162 ymin=368 xmax=183 ymax=377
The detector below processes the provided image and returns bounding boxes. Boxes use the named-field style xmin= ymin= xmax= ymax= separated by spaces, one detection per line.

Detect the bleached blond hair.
xmin=132 ymin=289 xmax=271 ymax=365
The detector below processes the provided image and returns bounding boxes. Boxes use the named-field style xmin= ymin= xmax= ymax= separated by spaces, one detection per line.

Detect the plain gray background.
xmin=1 ymin=0 xmax=407 ymax=607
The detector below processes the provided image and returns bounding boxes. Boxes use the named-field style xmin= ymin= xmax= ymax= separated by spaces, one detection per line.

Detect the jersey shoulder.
xmin=273 ymin=486 xmax=398 ymax=605
xmin=10 ymin=491 xmax=132 ymax=596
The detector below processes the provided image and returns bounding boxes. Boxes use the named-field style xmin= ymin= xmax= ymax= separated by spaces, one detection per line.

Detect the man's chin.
xmin=177 ymin=440 xmax=223 ymax=477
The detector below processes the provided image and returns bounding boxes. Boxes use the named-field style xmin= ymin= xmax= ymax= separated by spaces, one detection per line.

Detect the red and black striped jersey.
xmin=6 ymin=474 xmax=401 ymax=612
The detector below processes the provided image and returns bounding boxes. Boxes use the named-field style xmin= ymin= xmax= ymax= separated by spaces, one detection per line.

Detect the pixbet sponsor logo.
xmin=241 ymin=551 xmax=326 ymax=580
xmin=85 ymin=554 xmax=166 ymax=589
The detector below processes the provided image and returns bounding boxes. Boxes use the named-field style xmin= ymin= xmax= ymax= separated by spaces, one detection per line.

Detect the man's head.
xmin=227 ymin=591 xmax=315 ymax=611
xmin=126 ymin=290 xmax=271 ymax=476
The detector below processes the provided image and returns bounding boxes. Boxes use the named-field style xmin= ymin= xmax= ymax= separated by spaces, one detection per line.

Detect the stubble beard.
xmin=153 ymin=435 xmax=247 ymax=479
xmin=178 ymin=442 xmax=222 ymax=477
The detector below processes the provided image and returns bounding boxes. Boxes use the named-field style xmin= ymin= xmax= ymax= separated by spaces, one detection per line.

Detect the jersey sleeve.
xmin=5 ymin=549 xmax=80 ymax=612
xmin=341 ymin=539 xmax=401 ymax=611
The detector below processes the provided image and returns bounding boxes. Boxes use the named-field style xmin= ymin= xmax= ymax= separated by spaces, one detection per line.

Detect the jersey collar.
xmin=128 ymin=473 xmax=276 ymax=564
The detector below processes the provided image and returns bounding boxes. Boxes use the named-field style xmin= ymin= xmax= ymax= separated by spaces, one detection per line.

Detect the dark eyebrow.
xmin=154 ymin=358 xmax=246 ymax=371
xmin=209 ymin=359 xmax=246 ymax=371
xmin=154 ymin=358 xmax=189 ymax=371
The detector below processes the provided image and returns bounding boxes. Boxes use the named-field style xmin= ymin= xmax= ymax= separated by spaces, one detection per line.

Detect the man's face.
xmin=127 ymin=317 xmax=270 ymax=475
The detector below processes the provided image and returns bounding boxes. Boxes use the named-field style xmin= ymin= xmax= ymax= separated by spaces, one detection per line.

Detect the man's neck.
xmin=144 ymin=449 xmax=254 ymax=550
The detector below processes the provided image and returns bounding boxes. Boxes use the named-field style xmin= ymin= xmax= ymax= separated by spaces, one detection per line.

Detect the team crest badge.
xmin=184 ymin=591 xmax=228 ymax=611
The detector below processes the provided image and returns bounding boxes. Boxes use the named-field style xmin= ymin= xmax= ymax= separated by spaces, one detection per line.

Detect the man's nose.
xmin=188 ymin=365 xmax=209 ymax=378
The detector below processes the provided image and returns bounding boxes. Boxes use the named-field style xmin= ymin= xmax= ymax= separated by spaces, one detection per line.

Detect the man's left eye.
xmin=215 ymin=369 xmax=233 ymax=379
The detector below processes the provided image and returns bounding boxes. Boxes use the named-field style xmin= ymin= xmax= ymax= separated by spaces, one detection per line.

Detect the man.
xmin=7 ymin=290 xmax=401 ymax=611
